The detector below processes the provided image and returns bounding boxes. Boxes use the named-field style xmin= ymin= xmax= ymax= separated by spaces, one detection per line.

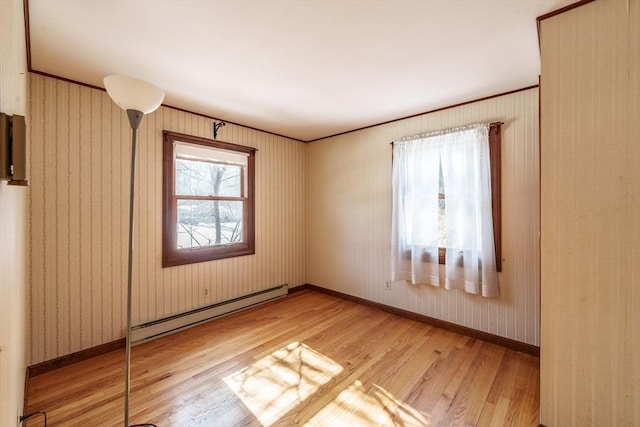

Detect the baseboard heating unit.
xmin=130 ymin=284 xmax=288 ymax=344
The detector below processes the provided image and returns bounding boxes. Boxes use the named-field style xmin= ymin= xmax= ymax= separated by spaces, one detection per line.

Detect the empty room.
xmin=1 ymin=0 xmax=639 ymax=426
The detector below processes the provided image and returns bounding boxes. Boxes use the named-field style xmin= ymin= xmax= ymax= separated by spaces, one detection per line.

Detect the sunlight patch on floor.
xmin=224 ymin=341 xmax=343 ymax=427
xmin=303 ymin=380 xmax=431 ymax=427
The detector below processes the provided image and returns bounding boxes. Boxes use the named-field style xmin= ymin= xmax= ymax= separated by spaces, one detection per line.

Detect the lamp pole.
xmin=124 ymin=109 xmax=143 ymax=427
xmin=103 ymin=75 xmax=163 ymax=427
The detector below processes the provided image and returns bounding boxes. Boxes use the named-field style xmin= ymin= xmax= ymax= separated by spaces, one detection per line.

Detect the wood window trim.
xmin=489 ymin=123 xmax=502 ymax=272
xmin=438 ymin=123 xmax=502 ymax=272
xmin=162 ymin=131 xmax=256 ymax=268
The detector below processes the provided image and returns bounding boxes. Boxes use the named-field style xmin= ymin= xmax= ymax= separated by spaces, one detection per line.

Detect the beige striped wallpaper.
xmin=540 ymin=0 xmax=640 ymax=425
xmin=27 ymin=76 xmax=541 ymax=364
xmin=28 ymin=74 xmax=306 ymax=365
xmin=306 ymin=88 xmax=540 ymax=346
xmin=0 ymin=0 xmax=28 ymax=424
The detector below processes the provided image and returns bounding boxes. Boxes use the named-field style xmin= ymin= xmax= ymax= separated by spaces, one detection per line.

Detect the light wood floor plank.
xmin=25 ymin=290 xmax=539 ymax=426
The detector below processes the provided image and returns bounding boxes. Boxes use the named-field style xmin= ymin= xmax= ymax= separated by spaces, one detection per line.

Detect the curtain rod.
xmin=391 ymin=121 xmax=503 ymax=145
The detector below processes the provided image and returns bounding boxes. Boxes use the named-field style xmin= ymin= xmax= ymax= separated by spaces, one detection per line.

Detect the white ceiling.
xmin=28 ymin=0 xmax=574 ymax=141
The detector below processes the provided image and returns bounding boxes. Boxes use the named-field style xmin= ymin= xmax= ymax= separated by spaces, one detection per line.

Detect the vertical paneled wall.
xmin=540 ymin=1 xmax=640 ymax=425
xmin=0 ymin=0 xmax=28 ymax=424
xmin=306 ymin=88 xmax=540 ymax=345
xmin=28 ymin=74 xmax=306 ymax=365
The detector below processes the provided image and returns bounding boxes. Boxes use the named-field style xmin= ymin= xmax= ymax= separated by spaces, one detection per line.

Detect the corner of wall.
xmin=0 ymin=0 xmax=29 ymax=424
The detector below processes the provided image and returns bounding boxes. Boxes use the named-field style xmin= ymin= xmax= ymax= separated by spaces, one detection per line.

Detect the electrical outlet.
xmin=204 ymin=288 xmax=209 ymax=297
xmin=384 ymin=281 xmax=391 ymax=290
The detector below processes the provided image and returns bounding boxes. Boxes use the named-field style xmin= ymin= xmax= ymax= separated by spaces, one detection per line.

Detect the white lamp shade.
xmin=103 ymin=75 xmax=164 ymax=114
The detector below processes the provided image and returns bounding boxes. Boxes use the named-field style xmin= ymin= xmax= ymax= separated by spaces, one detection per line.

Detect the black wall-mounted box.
xmin=0 ymin=112 xmax=28 ymax=186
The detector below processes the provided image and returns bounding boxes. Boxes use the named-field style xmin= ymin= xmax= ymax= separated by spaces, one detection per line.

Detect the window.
xmin=390 ymin=123 xmax=501 ymax=297
xmin=162 ymin=131 xmax=256 ymax=267
xmin=436 ymin=124 xmax=501 ymax=268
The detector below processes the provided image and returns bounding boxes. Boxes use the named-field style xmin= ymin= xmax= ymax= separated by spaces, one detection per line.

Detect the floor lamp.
xmin=104 ymin=75 xmax=164 ymax=427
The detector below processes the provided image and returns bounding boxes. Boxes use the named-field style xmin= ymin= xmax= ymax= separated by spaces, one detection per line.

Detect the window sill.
xmin=162 ymin=246 xmax=255 ymax=268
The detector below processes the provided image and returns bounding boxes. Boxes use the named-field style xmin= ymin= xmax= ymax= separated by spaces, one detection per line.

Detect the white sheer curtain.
xmin=391 ymin=123 xmax=499 ymax=297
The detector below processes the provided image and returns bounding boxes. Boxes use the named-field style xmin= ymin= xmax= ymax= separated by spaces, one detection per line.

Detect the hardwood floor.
xmin=25 ymin=290 xmax=540 ymax=426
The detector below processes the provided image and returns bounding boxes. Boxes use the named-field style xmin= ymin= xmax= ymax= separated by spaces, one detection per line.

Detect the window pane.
xmin=438 ymin=198 xmax=446 ymax=248
xmin=176 ymin=159 xmax=242 ymax=197
xmin=177 ymin=200 xmax=243 ymax=249
xmin=438 ymin=162 xmax=446 ymax=248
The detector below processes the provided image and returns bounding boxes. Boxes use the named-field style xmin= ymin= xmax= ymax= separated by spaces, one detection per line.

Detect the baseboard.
xmin=287 ymin=283 xmax=310 ymax=294
xmin=23 ymin=366 xmax=30 ymax=418
xmin=303 ymin=283 xmax=540 ymax=357
xmin=27 ymin=338 xmax=126 ymax=378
